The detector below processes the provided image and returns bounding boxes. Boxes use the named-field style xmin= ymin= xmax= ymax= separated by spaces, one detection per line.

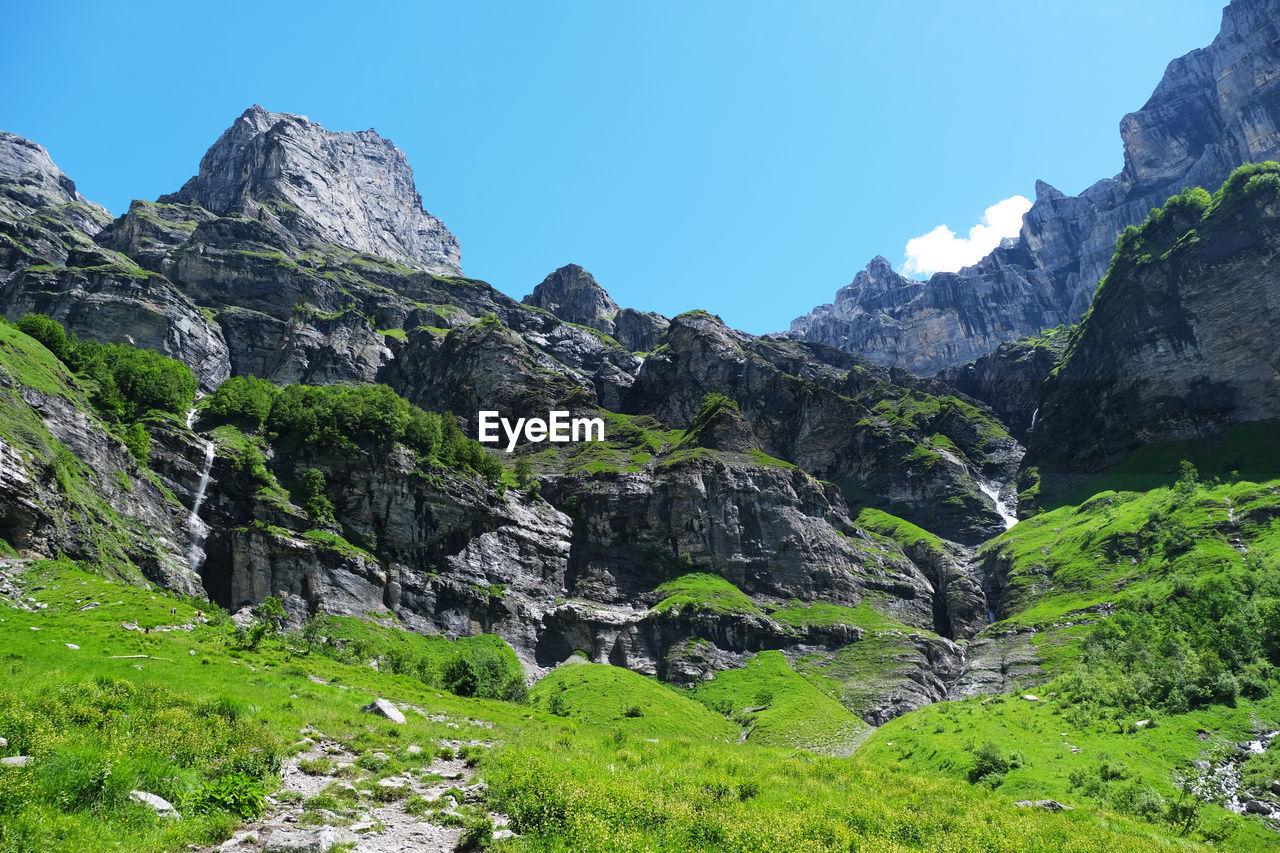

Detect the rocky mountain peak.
xmin=523 ymin=263 xmax=620 ymax=326
xmin=0 ymin=132 xmax=105 ymax=219
xmin=789 ymin=0 xmax=1280 ymax=374
xmin=158 ymin=106 xmax=462 ymax=275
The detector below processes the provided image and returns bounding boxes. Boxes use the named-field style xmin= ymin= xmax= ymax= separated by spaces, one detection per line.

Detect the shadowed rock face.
xmin=789 ymin=0 xmax=1280 ymax=374
xmin=1028 ymin=175 xmax=1280 ymax=473
xmin=160 ymin=106 xmax=462 ymax=276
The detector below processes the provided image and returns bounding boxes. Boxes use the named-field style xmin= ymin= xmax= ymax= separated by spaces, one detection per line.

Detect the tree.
xmin=15 ymin=313 xmax=70 ymax=362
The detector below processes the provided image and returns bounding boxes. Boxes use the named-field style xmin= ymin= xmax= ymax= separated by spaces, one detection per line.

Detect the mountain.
xmin=161 ymin=105 xmax=462 ymax=276
xmin=1026 ymin=163 xmax=1280 ymax=476
xmin=788 ymin=0 xmax=1280 ymax=374
xmin=0 ymin=111 xmax=1032 ymax=731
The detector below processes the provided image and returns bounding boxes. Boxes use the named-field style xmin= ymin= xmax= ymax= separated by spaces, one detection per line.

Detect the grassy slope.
xmin=986 ymin=478 xmax=1280 ymax=629
xmin=855 ymin=469 xmax=1280 ymax=851
xmin=1 ymin=560 xmax=1214 ymax=852
xmin=531 ymin=661 xmax=737 ymax=741
xmin=0 ymin=322 xmax=179 ymax=574
xmin=690 ymin=650 xmax=873 ymax=755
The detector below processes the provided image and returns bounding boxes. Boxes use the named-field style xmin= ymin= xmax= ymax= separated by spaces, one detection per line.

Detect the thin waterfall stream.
xmin=185 ymin=401 xmax=215 ymax=572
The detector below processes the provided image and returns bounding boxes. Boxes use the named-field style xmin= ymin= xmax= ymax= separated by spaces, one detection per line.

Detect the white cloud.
xmin=901 ymin=195 xmax=1032 ymax=278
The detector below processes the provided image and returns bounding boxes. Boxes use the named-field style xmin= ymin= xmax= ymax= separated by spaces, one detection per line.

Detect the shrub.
xmin=202 ymin=375 xmax=279 ymax=429
xmin=297 ymin=468 xmax=336 ymax=524
xmin=15 ymin=313 xmax=70 ymax=362
xmin=190 ymin=772 xmax=267 ymax=819
xmin=967 ymin=741 xmax=1010 ymax=785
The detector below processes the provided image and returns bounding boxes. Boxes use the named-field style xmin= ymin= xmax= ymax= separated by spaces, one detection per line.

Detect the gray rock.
xmin=128 ymin=789 xmax=180 ymax=819
xmin=1244 ymin=799 xmax=1273 ymax=816
xmin=0 ymin=737 xmax=7 ymax=749
xmin=0 ymin=756 xmax=29 ymax=767
xmin=1014 ymin=800 xmax=1073 ymax=811
xmin=789 ymin=0 xmax=1280 ymax=374
xmin=406 ymin=744 xmax=422 ymax=755
xmin=264 ymin=826 xmax=356 ymax=852
xmin=159 ymin=106 xmax=461 ymax=276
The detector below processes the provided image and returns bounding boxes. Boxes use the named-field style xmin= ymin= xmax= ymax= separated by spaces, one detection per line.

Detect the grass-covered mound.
xmin=531 ymin=661 xmax=737 ymax=741
xmin=690 ymin=651 xmax=871 ymax=755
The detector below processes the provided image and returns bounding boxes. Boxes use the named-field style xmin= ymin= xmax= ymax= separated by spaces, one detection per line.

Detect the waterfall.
xmin=185 ymin=397 xmax=215 ymax=572
xmin=1029 ymin=407 xmax=1039 ymax=430
xmin=185 ymin=441 xmax=215 ymax=571
xmin=978 ymin=480 xmax=1019 ymax=530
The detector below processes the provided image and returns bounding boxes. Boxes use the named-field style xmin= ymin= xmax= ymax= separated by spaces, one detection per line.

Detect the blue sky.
xmin=3 ymin=1 xmax=1224 ymax=333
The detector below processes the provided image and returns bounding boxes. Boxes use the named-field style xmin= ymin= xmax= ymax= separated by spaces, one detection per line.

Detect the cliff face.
xmin=1028 ymin=165 xmax=1280 ymax=473
xmin=789 ymin=0 xmax=1280 ymax=374
xmin=160 ymin=106 xmax=462 ymax=275
xmin=937 ymin=326 xmax=1071 ymax=443
xmin=0 ymin=109 xmax=1039 ymax=726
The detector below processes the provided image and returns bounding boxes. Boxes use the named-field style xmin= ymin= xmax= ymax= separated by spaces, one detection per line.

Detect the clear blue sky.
xmin=2 ymin=1 xmax=1225 ymax=333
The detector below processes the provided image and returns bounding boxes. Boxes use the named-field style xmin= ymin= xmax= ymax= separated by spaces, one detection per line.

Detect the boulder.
xmin=129 ymin=790 xmax=180 ymax=819
xmin=1014 ymin=800 xmax=1072 ymax=811
xmin=361 ymin=697 xmax=406 ymax=724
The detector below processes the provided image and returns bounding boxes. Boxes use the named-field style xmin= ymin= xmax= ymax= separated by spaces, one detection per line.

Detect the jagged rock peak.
xmin=0 ymin=131 xmax=105 ymax=215
xmin=523 ymin=263 xmax=671 ymax=352
xmin=789 ymin=0 xmax=1280 ymax=374
xmin=523 ymin=263 xmax=620 ymax=326
xmin=159 ymin=106 xmax=462 ymax=275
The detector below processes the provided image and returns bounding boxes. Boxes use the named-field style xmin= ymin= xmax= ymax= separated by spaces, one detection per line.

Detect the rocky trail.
xmin=202 ymin=716 xmax=512 ymax=853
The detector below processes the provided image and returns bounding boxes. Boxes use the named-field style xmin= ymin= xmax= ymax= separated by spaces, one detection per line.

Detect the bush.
xmin=120 ymin=422 xmax=150 ymax=465
xmin=202 ymin=375 xmax=279 ymax=429
xmin=189 ymin=771 xmax=266 ymax=819
xmin=15 ymin=313 xmax=70 ymax=362
xmin=297 ymin=468 xmax=335 ymax=524
xmin=967 ymin=741 xmax=1010 ymax=785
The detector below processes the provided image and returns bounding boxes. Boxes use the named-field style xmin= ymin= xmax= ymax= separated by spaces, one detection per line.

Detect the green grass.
xmin=858 ymin=689 xmax=1280 ymax=851
xmin=856 ymin=507 xmax=947 ymax=557
xmin=766 ymin=600 xmax=909 ymax=633
xmin=300 ymin=530 xmax=376 ymax=563
xmin=0 ymin=561 xmax=532 ymax=853
xmin=650 ymin=573 xmax=762 ymax=617
xmin=689 ymin=651 xmax=872 ymax=755
xmin=483 ymin=724 xmax=1209 ymax=852
xmin=531 ymin=662 xmax=736 ymax=741
xmin=0 ymin=558 xmax=1256 ymax=852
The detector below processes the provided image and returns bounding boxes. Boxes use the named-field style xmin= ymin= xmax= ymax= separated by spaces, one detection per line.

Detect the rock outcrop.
xmin=1028 ymin=165 xmax=1280 ymax=472
xmin=523 ymin=263 xmax=670 ymax=353
xmin=159 ymin=106 xmax=462 ymax=275
xmin=789 ymin=0 xmax=1280 ymax=374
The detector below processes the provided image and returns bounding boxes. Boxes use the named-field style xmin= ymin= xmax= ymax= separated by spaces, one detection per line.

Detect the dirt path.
xmin=204 ymin=729 xmax=512 ymax=853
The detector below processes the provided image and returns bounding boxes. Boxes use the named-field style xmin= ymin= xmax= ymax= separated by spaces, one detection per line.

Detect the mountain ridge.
xmin=787 ymin=0 xmax=1280 ymax=374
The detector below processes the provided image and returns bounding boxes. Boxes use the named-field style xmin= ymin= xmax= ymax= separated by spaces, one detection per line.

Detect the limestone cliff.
xmin=789 ymin=0 xmax=1280 ymax=374
xmin=160 ymin=106 xmax=462 ymax=275
xmin=1028 ymin=164 xmax=1280 ymax=473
